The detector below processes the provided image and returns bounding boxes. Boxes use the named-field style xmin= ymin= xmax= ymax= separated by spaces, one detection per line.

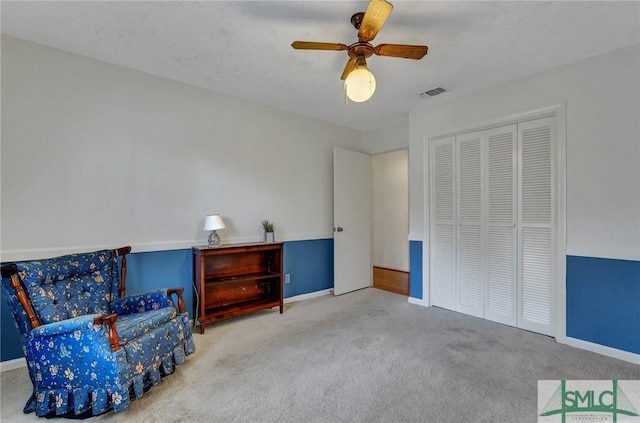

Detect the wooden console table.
xmin=193 ymin=242 xmax=283 ymax=334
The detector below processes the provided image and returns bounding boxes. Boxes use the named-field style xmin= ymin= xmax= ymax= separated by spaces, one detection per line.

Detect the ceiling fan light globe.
xmin=345 ymin=68 xmax=376 ymax=102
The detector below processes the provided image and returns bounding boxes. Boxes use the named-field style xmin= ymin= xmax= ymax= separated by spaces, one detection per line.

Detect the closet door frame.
xmin=423 ymin=104 xmax=566 ymax=343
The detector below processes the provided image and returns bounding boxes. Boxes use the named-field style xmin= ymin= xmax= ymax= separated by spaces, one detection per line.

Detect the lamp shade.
xmin=204 ymin=214 xmax=226 ymax=231
xmin=345 ymin=66 xmax=376 ymax=103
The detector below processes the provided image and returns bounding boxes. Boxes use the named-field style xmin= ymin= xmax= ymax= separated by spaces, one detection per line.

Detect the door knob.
xmin=333 ymin=227 xmax=344 ymax=232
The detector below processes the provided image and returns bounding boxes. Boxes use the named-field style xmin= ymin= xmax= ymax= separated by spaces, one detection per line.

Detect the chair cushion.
xmin=16 ymin=250 xmax=119 ymax=324
xmin=115 ymin=307 xmax=177 ymax=345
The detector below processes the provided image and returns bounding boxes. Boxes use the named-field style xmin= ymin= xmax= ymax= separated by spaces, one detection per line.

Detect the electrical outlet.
xmin=284 ymin=274 xmax=291 ymax=284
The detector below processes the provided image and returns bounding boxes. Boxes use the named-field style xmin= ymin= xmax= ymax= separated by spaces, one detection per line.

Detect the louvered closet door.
xmin=455 ymin=132 xmax=484 ymax=318
xmin=430 ymin=137 xmax=456 ymax=310
xmin=484 ymin=125 xmax=518 ymax=326
xmin=517 ymin=117 xmax=555 ymax=336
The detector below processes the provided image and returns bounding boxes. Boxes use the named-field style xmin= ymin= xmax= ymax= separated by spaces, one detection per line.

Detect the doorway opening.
xmin=372 ymin=149 xmax=409 ymax=296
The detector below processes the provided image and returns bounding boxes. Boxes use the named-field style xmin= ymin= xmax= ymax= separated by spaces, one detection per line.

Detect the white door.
xmin=428 ymin=118 xmax=555 ymax=337
xmin=333 ymin=147 xmax=372 ymax=296
xmin=517 ymin=117 xmax=555 ymax=336
xmin=484 ymin=124 xmax=518 ymax=326
xmin=430 ymin=137 xmax=456 ymax=310
xmin=456 ymin=131 xmax=484 ymax=318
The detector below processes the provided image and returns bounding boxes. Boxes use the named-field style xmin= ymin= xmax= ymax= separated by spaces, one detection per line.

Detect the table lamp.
xmin=204 ymin=214 xmax=225 ymax=248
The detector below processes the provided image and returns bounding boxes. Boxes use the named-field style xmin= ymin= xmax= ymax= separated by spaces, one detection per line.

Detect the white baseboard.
xmin=0 ymin=357 xmax=26 ymax=372
xmin=4 ymin=320 xmax=638 ymax=373
xmin=284 ymin=289 xmax=333 ymax=304
xmin=566 ymin=337 xmax=640 ymax=365
xmin=408 ymin=296 xmax=429 ymax=307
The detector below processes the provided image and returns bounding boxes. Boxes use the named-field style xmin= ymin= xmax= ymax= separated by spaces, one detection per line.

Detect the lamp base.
xmin=208 ymin=230 xmax=221 ymax=248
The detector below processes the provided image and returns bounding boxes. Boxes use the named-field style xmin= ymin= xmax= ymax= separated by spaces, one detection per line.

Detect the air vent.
xmin=419 ymin=87 xmax=447 ymax=99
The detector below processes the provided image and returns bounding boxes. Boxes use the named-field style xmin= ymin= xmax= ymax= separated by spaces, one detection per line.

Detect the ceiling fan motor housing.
xmin=348 ymin=43 xmax=375 ymax=59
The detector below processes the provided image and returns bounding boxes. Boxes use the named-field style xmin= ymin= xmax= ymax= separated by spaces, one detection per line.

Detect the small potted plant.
xmin=261 ymin=219 xmax=275 ymax=243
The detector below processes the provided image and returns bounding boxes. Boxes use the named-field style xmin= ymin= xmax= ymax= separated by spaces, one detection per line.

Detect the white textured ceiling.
xmin=2 ymin=1 xmax=639 ymax=131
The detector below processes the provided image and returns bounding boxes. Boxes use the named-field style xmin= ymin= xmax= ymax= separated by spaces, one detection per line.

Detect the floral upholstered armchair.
xmin=0 ymin=247 xmax=196 ymax=417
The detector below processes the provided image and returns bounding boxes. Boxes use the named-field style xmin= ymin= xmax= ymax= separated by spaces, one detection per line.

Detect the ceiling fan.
xmin=291 ymin=0 xmax=428 ymax=102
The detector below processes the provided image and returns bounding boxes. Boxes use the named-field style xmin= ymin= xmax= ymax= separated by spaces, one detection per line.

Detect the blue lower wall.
xmin=566 ymin=255 xmax=640 ymax=354
xmin=1 ymin=295 xmax=22 ymax=361
xmin=1 ymin=239 xmax=334 ymax=362
xmin=409 ymin=241 xmax=423 ymax=300
xmin=126 ymin=249 xmax=195 ymax=319
xmin=283 ymin=239 xmax=334 ymax=297
xmin=5 ymin=246 xmax=637 ymax=361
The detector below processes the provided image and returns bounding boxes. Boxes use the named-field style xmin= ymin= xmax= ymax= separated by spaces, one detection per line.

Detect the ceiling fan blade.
xmin=374 ymin=44 xmax=428 ymax=60
xmin=291 ymin=41 xmax=348 ymax=51
xmin=340 ymin=58 xmax=357 ymax=80
xmin=358 ymin=0 xmax=393 ymax=42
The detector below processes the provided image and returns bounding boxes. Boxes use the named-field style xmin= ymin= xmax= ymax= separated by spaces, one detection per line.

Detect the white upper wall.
xmin=1 ymin=36 xmax=363 ymax=260
xmin=409 ymin=43 xmax=640 ymax=261
xmin=361 ymin=118 xmax=409 ymax=155
xmin=4 ymin=36 xmax=638 ymax=262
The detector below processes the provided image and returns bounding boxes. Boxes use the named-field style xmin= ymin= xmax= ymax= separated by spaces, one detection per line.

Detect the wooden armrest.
xmin=167 ymin=288 xmax=186 ymax=314
xmin=111 ymin=246 xmax=132 ymax=257
xmin=94 ymin=313 xmax=120 ymax=352
xmin=111 ymin=246 xmax=132 ymax=297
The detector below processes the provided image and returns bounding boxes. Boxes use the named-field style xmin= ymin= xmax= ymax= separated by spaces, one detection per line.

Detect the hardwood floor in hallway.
xmin=372 ymin=266 xmax=409 ymax=296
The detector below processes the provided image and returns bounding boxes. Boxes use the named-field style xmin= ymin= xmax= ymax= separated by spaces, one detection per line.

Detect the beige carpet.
xmin=1 ymin=288 xmax=639 ymax=422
